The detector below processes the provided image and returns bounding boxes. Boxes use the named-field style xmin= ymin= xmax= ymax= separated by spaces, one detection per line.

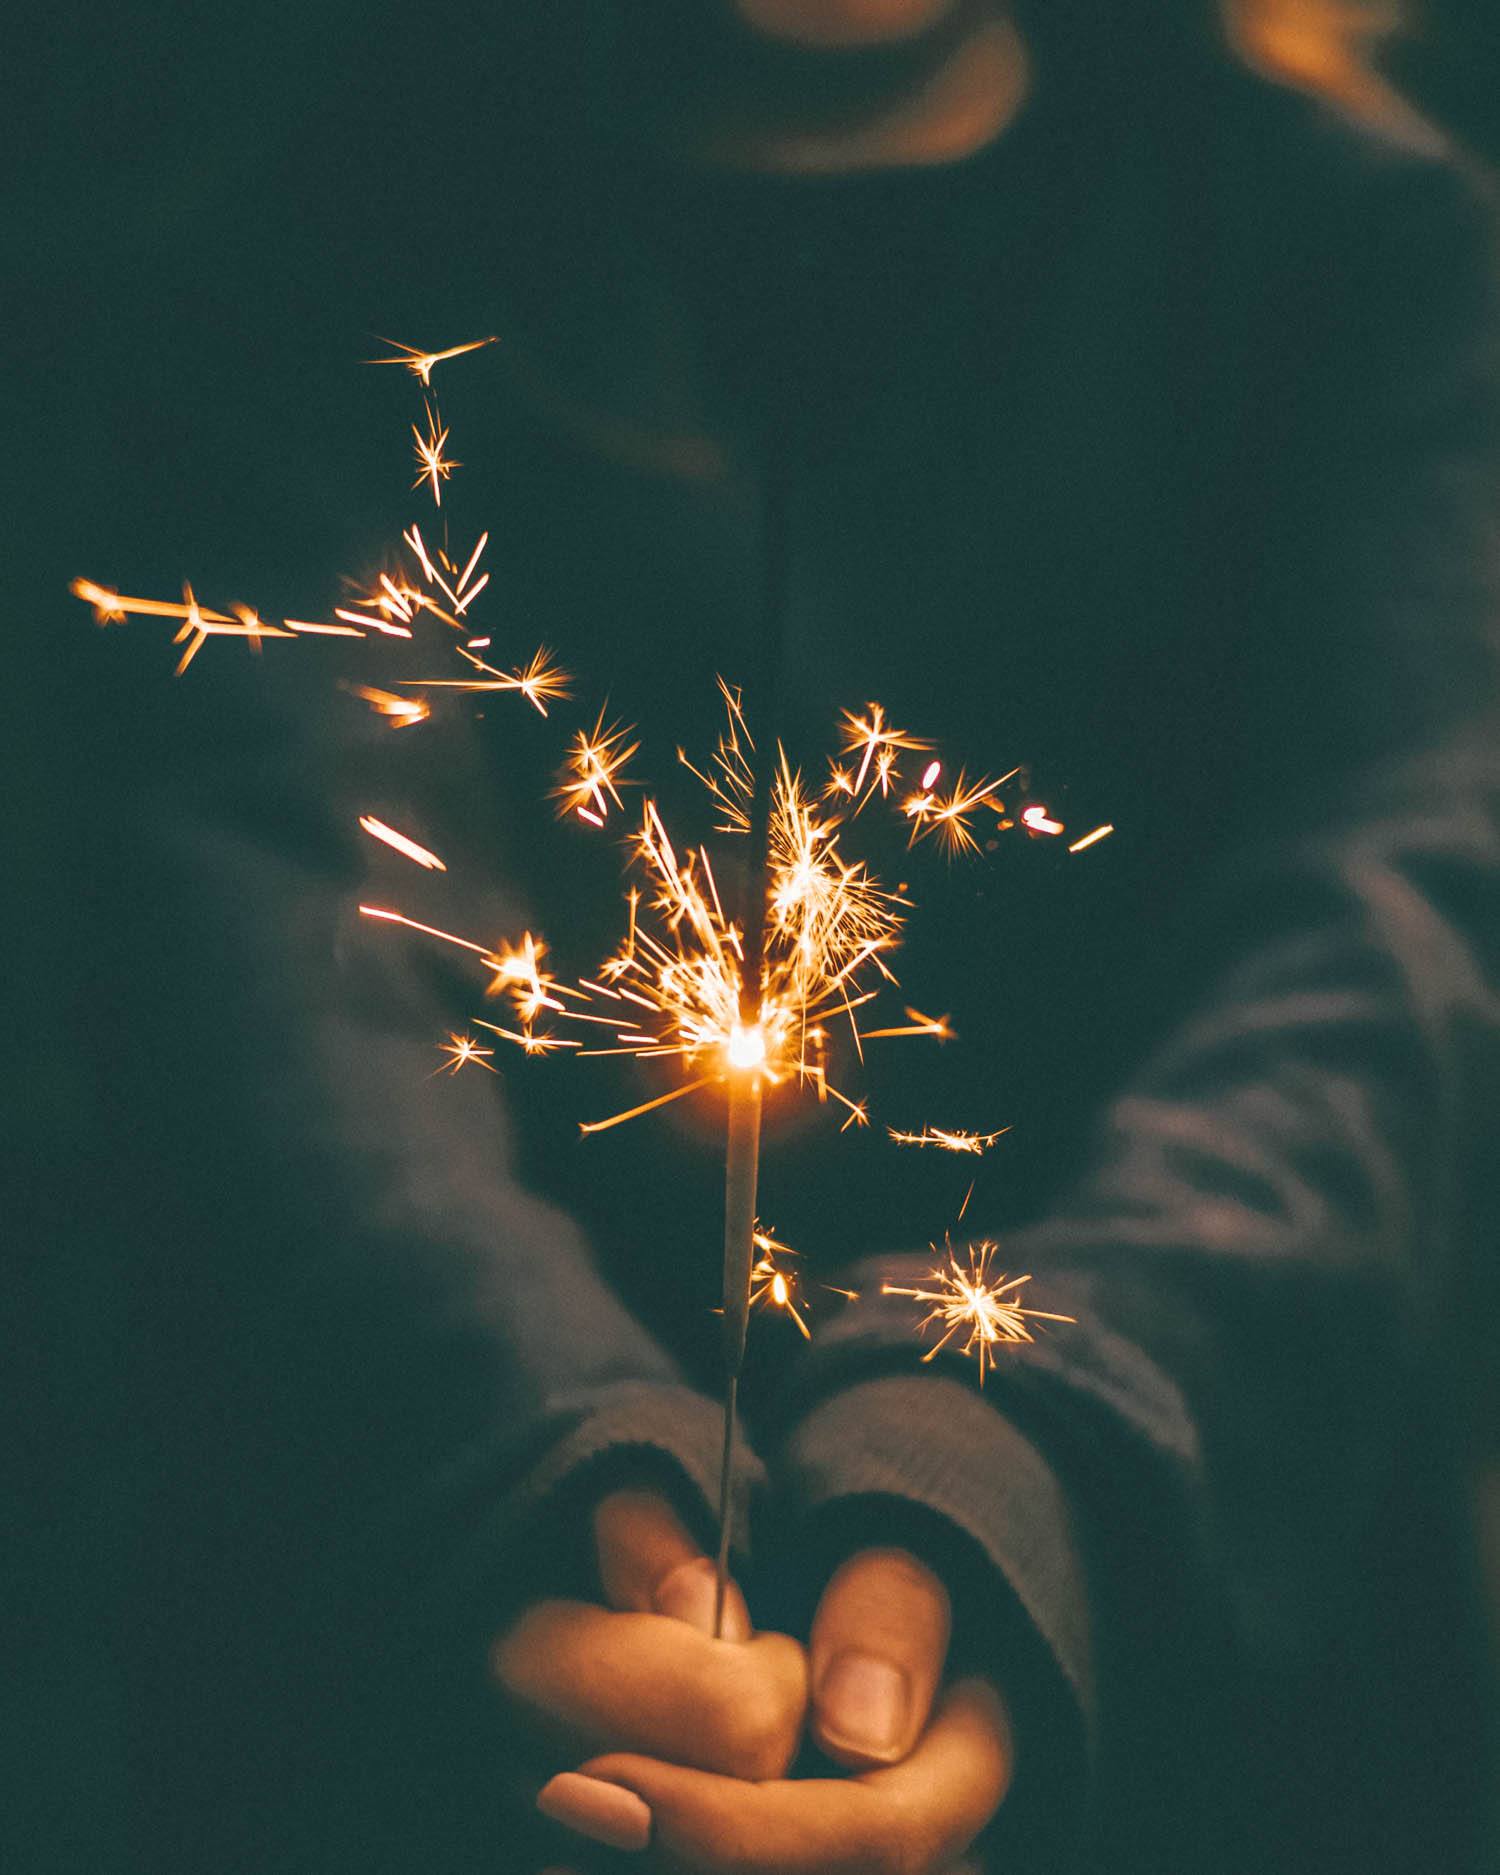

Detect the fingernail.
xmin=536 ymin=1774 xmax=652 ymax=1852
xmin=818 ymin=1651 xmax=910 ymax=1759
xmin=654 ymin=1557 xmax=751 ymax=1642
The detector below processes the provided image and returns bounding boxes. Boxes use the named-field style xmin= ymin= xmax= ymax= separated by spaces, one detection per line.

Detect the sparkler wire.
xmin=713 ymin=429 xmax=789 ymax=1637
xmin=714 ymin=1075 xmax=762 ymax=1634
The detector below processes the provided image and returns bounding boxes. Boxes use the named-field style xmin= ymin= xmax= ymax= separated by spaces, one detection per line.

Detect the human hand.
xmin=535 ymin=1543 xmax=1013 ymax=1873
xmin=493 ymin=1486 xmax=809 ymax=1850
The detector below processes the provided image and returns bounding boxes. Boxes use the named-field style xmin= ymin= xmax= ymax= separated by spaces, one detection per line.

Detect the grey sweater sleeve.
xmin=113 ymin=667 xmax=763 ymax=1659
xmin=768 ymin=141 xmax=1500 ymax=1866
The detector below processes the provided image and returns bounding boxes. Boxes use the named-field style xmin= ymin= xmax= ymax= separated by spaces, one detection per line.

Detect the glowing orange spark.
xmin=887 ymin=1124 xmax=1011 ymax=1154
xmin=344 ymin=684 xmax=429 ymax=727
xmin=359 ymin=905 xmax=498 ymax=959
xmin=905 ymin=768 xmax=1019 ymax=858
xmin=72 ymin=578 xmax=294 ymax=671
xmin=171 ymin=586 xmax=292 ymax=675
xmin=484 ymin=929 xmax=563 ymax=1021
xmin=285 ymin=618 xmax=366 ymax=638
xmin=750 ymin=1228 xmax=811 ymax=1338
xmin=553 ymin=708 xmax=639 ymax=824
xmin=882 ymin=1241 xmax=1074 ymax=1381
xmin=369 ymin=334 xmax=498 ymax=385
xmin=1068 ymin=823 xmax=1115 ymax=853
xmin=70 ymin=579 xmax=234 ymax=627
xmin=406 ymin=645 xmax=571 ymax=715
xmin=333 ymin=607 xmax=412 ymax=638
xmin=454 ymin=532 xmax=489 ymax=608
xmin=678 ymin=677 xmax=755 ymax=834
xmin=576 ymin=1076 xmax=716 ymax=1134
xmin=432 ymin=1032 xmax=496 ymax=1076
xmin=472 ymin=1018 xmax=579 ymax=1058
xmin=1022 ymin=804 xmax=1065 ymax=836
xmin=860 ymin=1007 xmax=952 ymax=1042
xmin=839 ymin=702 xmax=931 ymax=803
xmin=358 ymin=816 xmax=446 ymax=871
xmin=412 ymin=401 xmax=459 ymax=505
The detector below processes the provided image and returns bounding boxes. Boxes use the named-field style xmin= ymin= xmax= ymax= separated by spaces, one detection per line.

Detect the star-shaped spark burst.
xmin=749 ymin=1228 xmax=811 ymax=1338
xmin=553 ymin=708 xmax=640 ymax=827
xmin=881 ymin=1239 xmax=1074 ymax=1381
xmin=903 ymin=767 xmax=1020 ymax=859
xmin=412 ymin=401 xmax=460 ymax=506
xmin=404 ymin=644 xmax=572 ymax=716
xmin=481 ymin=930 xmax=580 ymax=1036
xmin=837 ymin=702 xmax=932 ymax=806
xmin=177 ymin=594 xmax=294 ymax=675
xmin=369 ymin=334 xmax=499 ymax=386
xmin=432 ymin=1032 xmax=497 ymax=1076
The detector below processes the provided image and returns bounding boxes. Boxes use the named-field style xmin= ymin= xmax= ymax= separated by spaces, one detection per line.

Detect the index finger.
xmin=569 ymin=1678 xmax=1012 ymax=1875
xmin=497 ymin=1601 xmax=807 ymax=1783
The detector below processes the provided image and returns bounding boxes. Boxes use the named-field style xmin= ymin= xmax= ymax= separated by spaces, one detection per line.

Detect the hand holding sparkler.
xmin=516 ymin=1484 xmax=1016 ymax=1870
xmin=495 ymin=1486 xmax=806 ymax=1826
xmin=545 ymin=1682 xmax=1012 ymax=1872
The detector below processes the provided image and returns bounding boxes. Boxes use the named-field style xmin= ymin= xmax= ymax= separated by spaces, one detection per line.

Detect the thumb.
xmin=593 ymin=1487 xmax=752 ymax=1642
xmin=810 ymin=1546 xmax=952 ymax=1767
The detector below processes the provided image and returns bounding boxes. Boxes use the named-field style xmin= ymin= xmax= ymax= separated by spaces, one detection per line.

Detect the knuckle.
xmin=659 ymin=1792 xmax=768 ymax=1875
xmin=711 ymin=1819 xmax=773 ymax=1875
xmin=725 ymin=1694 xmax=796 ymax=1782
xmin=876 ymin=1794 xmax=934 ymax=1875
xmin=488 ymin=1600 xmax=580 ymax=1705
xmin=488 ymin=1603 xmax=544 ymax=1694
xmin=862 ymin=1546 xmax=946 ymax=1601
xmin=886 ymin=1836 xmax=931 ymax=1875
xmin=702 ymin=1662 xmax=799 ymax=1781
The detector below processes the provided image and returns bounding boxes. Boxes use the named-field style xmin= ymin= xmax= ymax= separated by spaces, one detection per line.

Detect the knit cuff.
xmin=514 ymin=1377 xmax=760 ymax=1560
xmin=778 ymin=1370 xmax=1095 ymax=1735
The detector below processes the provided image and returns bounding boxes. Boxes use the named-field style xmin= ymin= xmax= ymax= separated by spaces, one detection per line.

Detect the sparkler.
xmin=75 ymin=332 xmax=1109 ymax=1639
